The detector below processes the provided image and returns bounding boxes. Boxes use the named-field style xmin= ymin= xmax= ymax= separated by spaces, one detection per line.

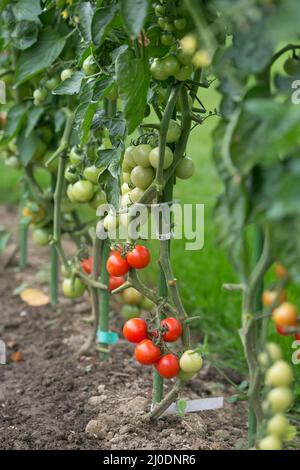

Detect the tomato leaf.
xmin=75 ymin=1 xmax=95 ymax=43
xmin=116 ymin=48 xmax=150 ymax=134
xmin=17 ymin=129 xmax=42 ymax=166
xmin=25 ymin=107 xmax=44 ymax=137
xmin=15 ymin=29 xmax=66 ymax=85
xmin=0 ymin=102 xmax=29 ymax=145
xmin=11 ymin=20 xmax=39 ymax=50
xmin=12 ymin=0 xmax=42 ymax=24
xmin=52 ymin=71 xmax=85 ymax=96
xmin=119 ymin=0 xmax=149 ymax=37
xmin=91 ymin=4 xmax=118 ymax=46
xmin=176 ymin=399 xmax=187 ymax=417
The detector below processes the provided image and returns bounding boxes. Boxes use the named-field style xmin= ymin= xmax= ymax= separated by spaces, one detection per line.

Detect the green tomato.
xmin=179 ymin=350 xmax=203 ymax=373
xmin=166 ymin=119 xmax=181 ymax=143
xmin=103 ymin=213 xmax=119 ymax=231
xmin=161 ymin=33 xmax=174 ymax=47
xmin=267 ymin=414 xmax=289 ymax=437
xmin=265 ymin=360 xmax=294 ymax=387
xmin=121 ymin=183 xmax=131 ymax=195
xmin=177 ymin=370 xmax=195 ymax=382
xmin=61 ymin=263 xmax=71 ymax=278
xmin=129 ymin=187 xmax=144 ymax=203
xmin=8 ymin=141 xmax=17 ymax=153
xmin=258 ymin=435 xmax=283 ymax=451
xmin=122 ymin=160 xmax=132 ymax=172
xmin=140 ymin=297 xmax=155 ymax=311
xmin=69 ymin=147 xmax=84 ymax=166
xmin=174 ymin=18 xmax=187 ymax=30
xmin=283 ymin=57 xmax=300 ymax=76
xmin=67 ymin=184 xmax=77 ymax=203
xmin=64 ymin=165 xmax=79 ymax=183
xmin=132 ymin=144 xmax=152 ymax=168
xmin=163 ymin=22 xmax=174 ymax=32
xmin=38 ymin=126 xmax=53 ymax=145
xmin=5 ymin=156 xmax=20 ymax=169
xmin=150 ymin=59 xmax=169 ymax=81
xmin=62 ymin=277 xmax=86 ymax=299
xmin=72 ymin=180 xmax=94 ymax=203
xmin=130 ymin=166 xmax=155 ymax=190
xmin=161 ymin=55 xmax=180 ymax=77
xmin=175 ymin=157 xmax=194 ymax=179
xmin=267 ymin=387 xmax=293 ymax=413
xmin=61 ymin=69 xmax=73 ymax=82
xmin=123 ymin=172 xmax=131 ymax=184
xmin=121 ymin=193 xmax=131 ymax=207
xmin=121 ymin=305 xmax=141 ymax=320
xmin=83 ymin=165 xmax=103 ymax=184
xmin=175 ymin=64 xmax=193 ymax=81
xmin=89 ymin=190 xmax=107 ymax=210
xmin=158 ymin=17 xmax=167 ymax=29
xmin=33 ymin=88 xmax=47 ymax=102
xmin=177 ymin=48 xmax=192 ymax=65
xmin=45 ymin=76 xmax=60 ymax=91
xmin=155 ymin=4 xmax=166 ymax=16
xmin=82 ymin=55 xmax=98 ymax=75
xmin=107 ymin=83 xmax=118 ymax=100
xmin=32 ymin=228 xmax=49 ymax=246
xmin=124 ymin=146 xmax=136 ymax=167
xmin=149 ymin=146 xmax=173 ymax=170
xmin=32 ymin=140 xmax=47 ymax=162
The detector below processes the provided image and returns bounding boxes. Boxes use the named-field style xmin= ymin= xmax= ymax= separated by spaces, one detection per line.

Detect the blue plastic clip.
xmin=97 ymin=330 xmax=119 ymax=345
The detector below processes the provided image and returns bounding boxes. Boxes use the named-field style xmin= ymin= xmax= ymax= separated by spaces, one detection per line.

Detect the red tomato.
xmin=155 ymin=354 xmax=180 ymax=379
xmin=126 ymin=245 xmax=151 ymax=270
xmin=295 ymin=332 xmax=300 ymax=340
xmin=80 ymin=256 xmax=93 ymax=274
xmin=161 ymin=317 xmax=182 ymax=342
xmin=134 ymin=339 xmax=161 ymax=365
xmin=106 ymin=252 xmax=130 ymax=276
xmin=109 ymin=275 xmax=125 ymax=292
xmin=123 ymin=318 xmax=148 ymax=343
xmin=276 ymin=325 xmax=292 ymax=336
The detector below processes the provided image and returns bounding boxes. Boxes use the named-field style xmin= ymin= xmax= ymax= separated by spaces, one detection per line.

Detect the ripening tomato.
xmin=266 ymin=342 xmax=283 ymax=362
xmin=123 ymin=287 xmax=143 ymax=306
xmin=155 ymin=354 xmax=180 ymax=379
xmin=262 ymin=289 xmax=287 ymax=308
xmin=272 ymin=302 xmax=298 ymax=327
xmin=126 ymin=245 xmax=151 ymax=269
xmin=134 ymin=339 xmax=161 ymax=365
xmin=161 ymin=317 xmax=182 ymax=342
xmin=295 ymin=332 xmax=300 ymax=340
xmin=267 ymin=387 xmax=293 ymax=413
xmin=106 ymin=252 xmax=130 ymax=277
xmin=265 ymin=360 xmax=294 ymax=387
xmin=80 ymin=256 xmax=93 ymax=274
xmin=22 ymin=205 xmax=45 ymax=223
xmin=123 ymin=318 xmax=148 ymax=343
xmin=276 ymin=325 xmax=291 ymax=336
xmin=258 ymin=435 xmax=283 ymax=451
xmin=140 ymin=297 xmax=155 ymax=311
xmin=130 ymin=166 xmax=155 ymax=190
xmin=179 ymin=350 xmax=203 ymax=373
xmin=267 ymin=413 xmax=289 ymax=437
xmin=109 ymin=275 xmax=125 ymax=292
xmin=274 ymin=263 xmax=287 ymax=279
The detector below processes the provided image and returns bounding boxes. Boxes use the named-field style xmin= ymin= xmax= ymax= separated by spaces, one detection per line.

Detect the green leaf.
xmin=15 ymin=29 xmax=66 ymax=85
xmin=52 ymin=71 xmax=85 ymax=95
xmin=17 ymin=129 xmax=42 ymax=166
xmin=119 ymin=0 xmax=149 ymax=37
xmin=75 ymin=1 xmax=95 ymax=42
xmin=92 ymin=4 xmax=118 ymax=46
xmin=25 ymin=107 xmax=44 ymax=137
xmin=11 ymin=20 xmax=39 ymax=50
xmin=0 ymin=102 xmax=29 ymax=145
xmin=12 ymin=0 xmax=41 ymax=24
xmin=227 ymin=395 xmax=239 ymax=404
xmin=116 ymin=49 xmax=150 ymax=134
xmin=176 ymin=399 xmax=187 ymax=417
xmin=0 ymin=229 xmax=10 ymax=254
xmin=95 ymin=147 xmax=123 ymax=178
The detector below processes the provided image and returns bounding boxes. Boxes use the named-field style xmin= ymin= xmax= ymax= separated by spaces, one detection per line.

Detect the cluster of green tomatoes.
xmin=258 ymin=342 xmax=295 ymax=450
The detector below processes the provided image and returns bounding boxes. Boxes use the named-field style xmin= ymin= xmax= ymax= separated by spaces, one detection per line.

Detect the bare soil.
xmin=0 ymin=205 xmax=247 ymax=450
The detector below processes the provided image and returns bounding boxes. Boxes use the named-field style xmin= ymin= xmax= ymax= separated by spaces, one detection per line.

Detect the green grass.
xmin=0 ymin=84 xmax=298 ymax=375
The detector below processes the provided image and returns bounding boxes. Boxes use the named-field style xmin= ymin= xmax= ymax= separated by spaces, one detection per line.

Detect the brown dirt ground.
xmin=0 ymin=205 xmax=248 ymax=450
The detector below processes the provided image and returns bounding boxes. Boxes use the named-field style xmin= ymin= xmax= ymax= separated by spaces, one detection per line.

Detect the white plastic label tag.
xmin=161 ymin=397 xmax=224 ymax=417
